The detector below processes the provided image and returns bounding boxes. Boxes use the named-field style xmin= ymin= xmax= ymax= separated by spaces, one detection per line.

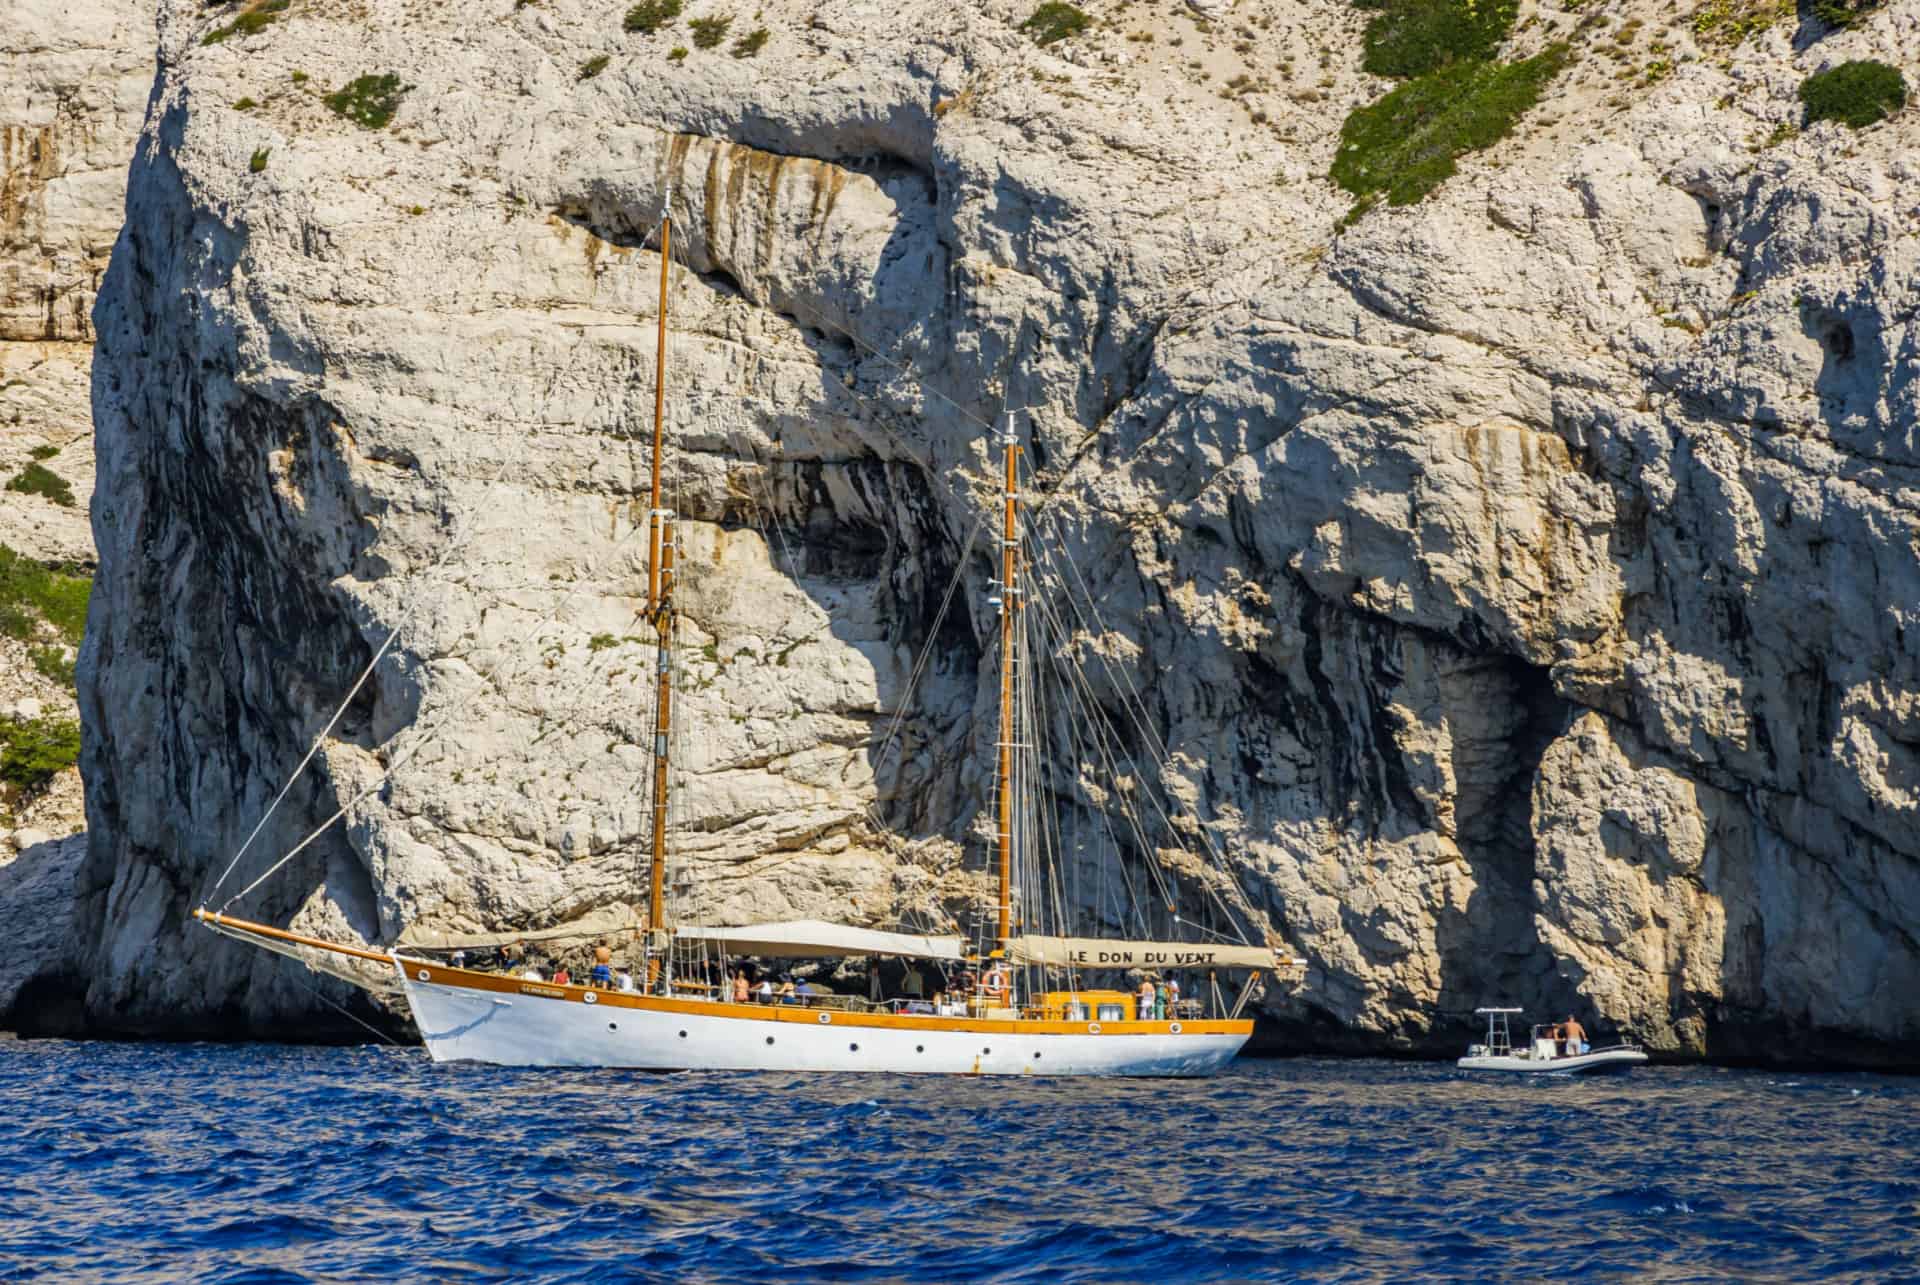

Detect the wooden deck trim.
xmin=402 ymin=960 xmax=1252 ymax=1037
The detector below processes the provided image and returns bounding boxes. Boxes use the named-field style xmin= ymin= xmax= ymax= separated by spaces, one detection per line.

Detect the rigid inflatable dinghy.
xmin=1458 ymin=1007 xmax=1648 ymax=1075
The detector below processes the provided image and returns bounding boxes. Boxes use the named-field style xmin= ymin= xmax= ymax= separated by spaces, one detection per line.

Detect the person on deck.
xmin=522 ymin=959 xmax=544 ymax=981
xmin=732 ymin=971 xmax=750 ymax=1004
xmin=1564 ymin=1015 xmax=1588 ymax=1056
xmin=1137 ymin=977 xmax=1156 ymax=1021
xmin=777 ymin=978 xmax=798 ymax=1005
xmin=1165 ymin=977 xmax=1181 ymax=1017
xmin=553 ymin=964 xmax=572 ymax=986
xmin=754 ymin=976 xmax=773 ymax=1004
xmin=590 ymin=959 xmax=613 ymax=989
xmin=902 ymin=965 xmax=925 ymax=999
xmin=616 ymin=968 xmax=636 ymax=993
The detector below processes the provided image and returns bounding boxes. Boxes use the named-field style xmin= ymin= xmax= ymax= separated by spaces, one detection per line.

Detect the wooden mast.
xmin=995 ymin=417 xmax=1021 ymax=954
xmin=646 ymin=189 xmax=676 ymax=988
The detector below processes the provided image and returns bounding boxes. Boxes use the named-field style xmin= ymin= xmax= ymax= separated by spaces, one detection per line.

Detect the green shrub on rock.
xmin=1799 ymin=59 xmax=1905 ymax=128
xmin=5 ymin=462 xmax=75 ymax=508
xmin=0 ymin=715 xmax=81 ymax=794
xmin=1020 ymin=2 xmax=1089 ymax=47
xmin=0 ymin=544 xmax=91 ymax=645
xmin=689 ymin=14 xmax=732 ymax=47
xmin=249 ymin=147 xmax=271 ymax=172
xmin=1356 ymin=0 xmax=1518 ymax=79
xmin=324 ymin=73 xmax=408 ymax=130
xmin=578 ymin=54 xmax=610 ymax=79
xmin=1332 ymin=44 xmax=1567 ymax=206
xmin=1811 ymin=0 xmax=1885 ymax=28
xmin=623 ymin=0 xmax=681 ymax=34
xmin=731 ymin=26 xmax=768 ymax=58
xmin=30 ymin=645 xmax=74 ymax=688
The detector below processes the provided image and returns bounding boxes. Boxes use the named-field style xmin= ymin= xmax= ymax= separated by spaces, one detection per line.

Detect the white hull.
xmin=1457 ymin=1047 xmax=1648 ymax=1074
xmin=395 ymin=961 xmax=1249 ymax=1077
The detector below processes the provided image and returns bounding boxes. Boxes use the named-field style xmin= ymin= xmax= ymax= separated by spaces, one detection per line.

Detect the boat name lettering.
xmin=1062 ymin=949 xmax=1221 ymax=966
xmin=519 ymin=984 xmax=566 ymax=998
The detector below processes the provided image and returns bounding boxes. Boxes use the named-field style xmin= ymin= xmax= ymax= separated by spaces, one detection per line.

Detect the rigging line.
xmin=1023 ymin=575 xmax=1189 ymax=931
xmin=1018 ymin=509 xmax=1260 ymax=941
xmin=206 ymin=498 xmax=487 ymax=900
xmin=220 ymin=732 xmax=433 ymax=911
xmin=293 ymin=971 xmax=405 ymax=1047
xmin=213 ymin=234 xmax=692 ymax=908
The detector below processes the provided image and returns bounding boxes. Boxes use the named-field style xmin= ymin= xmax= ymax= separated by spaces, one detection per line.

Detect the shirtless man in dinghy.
xmin=1563 ymin=1015 xmax=1589 ymax=1056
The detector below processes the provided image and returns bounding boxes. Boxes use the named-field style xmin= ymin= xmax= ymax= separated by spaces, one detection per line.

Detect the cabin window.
xmin=1065 ymin=1002 xmax=1090 ymax=1020
xmin=1097 ymin=1003 xmax=1125 ymax=1022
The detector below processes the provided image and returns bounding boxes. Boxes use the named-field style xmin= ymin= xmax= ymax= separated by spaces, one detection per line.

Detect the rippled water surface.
xmin=3 ymin=1041 xmax=1917 ymax=1282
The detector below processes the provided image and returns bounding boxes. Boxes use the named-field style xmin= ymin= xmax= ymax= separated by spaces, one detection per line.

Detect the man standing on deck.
xmin=1563 ymin=1015 xmax=1588 ymax=1056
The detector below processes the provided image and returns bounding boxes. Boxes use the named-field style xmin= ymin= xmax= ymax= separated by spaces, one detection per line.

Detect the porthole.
xmin=983 ymin=1048 xmax=991 ymax=1055
xmin=766 ymin=1036 xmax=775 ymax=1046
xmin=1033 ymin=1052 xmax=1041 ymax=1060
xmin=916 ymin=1045 xmax=924 ymax=1053
xmin=416 ymin=969 xmax=430 ymax=982
xmin=849 ymin=1043 xmax=860 ymax=1052
xmin=583 ymin=992 xmax=597 ymax=1005
xmin=608 ymin=1023 xmax=618 ymax=1031
xmin=817 ymin=1012 xmax=832 ymax=1025
xmin=1169 ymin=1021 xmax=1183 ymax=1035
xmin=679 ymin=1030 xmax=688 ymax=1038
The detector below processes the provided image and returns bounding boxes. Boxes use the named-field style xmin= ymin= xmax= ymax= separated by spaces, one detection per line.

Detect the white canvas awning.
xmin=1007 ymin=935 xmax=1288 ymax=972
xmin=398 ymin=903 xmax=643 ymax=950
xmin=674 ymin=919 xmax=963 ymax=960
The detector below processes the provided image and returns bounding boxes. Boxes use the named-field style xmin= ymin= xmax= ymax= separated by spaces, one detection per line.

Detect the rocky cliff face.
xmin=0 ymin=0 xmax=148 ymax=1017
xmin=22 ymin=0 xmax=1920 ymax=1061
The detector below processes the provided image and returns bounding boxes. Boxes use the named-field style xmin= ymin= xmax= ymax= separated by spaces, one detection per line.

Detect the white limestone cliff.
xmin=16 ymin=0 xmax=1920 ymax=1061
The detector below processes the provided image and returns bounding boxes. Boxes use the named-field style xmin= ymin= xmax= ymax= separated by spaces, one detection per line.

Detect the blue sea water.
xmin=2 ymin=1042 xmax=1916 ymax=1283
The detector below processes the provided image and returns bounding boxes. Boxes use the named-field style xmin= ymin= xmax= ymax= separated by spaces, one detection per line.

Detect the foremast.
xmin=646 ymin=189 xmax=676 ymax=988
xmin=994 ymin=417 xmax=1021 ymax=957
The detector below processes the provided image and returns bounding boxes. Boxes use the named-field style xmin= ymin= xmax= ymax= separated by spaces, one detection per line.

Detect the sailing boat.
xmin=195 ymin=192 xmax=1294 ymax=1076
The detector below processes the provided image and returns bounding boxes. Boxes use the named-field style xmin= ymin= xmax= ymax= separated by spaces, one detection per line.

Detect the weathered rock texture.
xmin=28 ymin=0 xmax=1920 ymax=1062
xmin=0 ymin=0 xmax=149 ymax=564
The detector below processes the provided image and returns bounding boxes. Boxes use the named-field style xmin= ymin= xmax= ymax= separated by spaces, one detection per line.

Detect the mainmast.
xmin=994 ymin=416 xmax=1021 ymax=955
xmin=646 ymin=186 xmax=676 ymax=988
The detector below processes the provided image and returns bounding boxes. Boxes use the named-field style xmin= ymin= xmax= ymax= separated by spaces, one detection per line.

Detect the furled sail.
xmin=674 ymin=920 xmax=962 ymax=960
xmin=1007 ymin=935 xmax=1288 ymax=971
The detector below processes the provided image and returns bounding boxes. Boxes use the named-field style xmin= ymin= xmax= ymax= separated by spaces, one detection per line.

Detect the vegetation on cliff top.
xmin=324 ymin=73 xmax=408 ymax=130
xmin=1810 ymin=0 xmax=1885 ymax=27
xmin=1333 ymin=0 xmax=1561 ymax=214
xmin=689 ymin=15 xmax=732 ymax=48
xmin=1021 ymin=3 xmax=1090 ymax=47
xmin=0 ymin=715 xmax=82 ymax=795
xmin=0 ymin=544 xmax=90 ymax=648
xmin=1799 ymin=60 xmax=1906 ymax=128
xmin=202 ymin=0 xmax=291 ymax=46
xmin=623 ymin=0 xmax=681 ymax=34
xmin=1356 ymin=0 xmax=1518 ymax=78
xmin=5 ymin=462 xmax=75 ymax=508
xmin=1334 ymin=45 xmax=1567 ymax=207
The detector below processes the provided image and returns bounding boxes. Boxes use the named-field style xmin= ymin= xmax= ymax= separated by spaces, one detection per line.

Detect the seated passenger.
xmin=553 ymin=965 xmax=571 ymax=986
xmin=616 ymin=968 xmax=636 ymax=993
xmin=754 ymin=977 xmax=773 ymax=1004
xmin=777 ymin=979 xmax=798 ymax=1005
